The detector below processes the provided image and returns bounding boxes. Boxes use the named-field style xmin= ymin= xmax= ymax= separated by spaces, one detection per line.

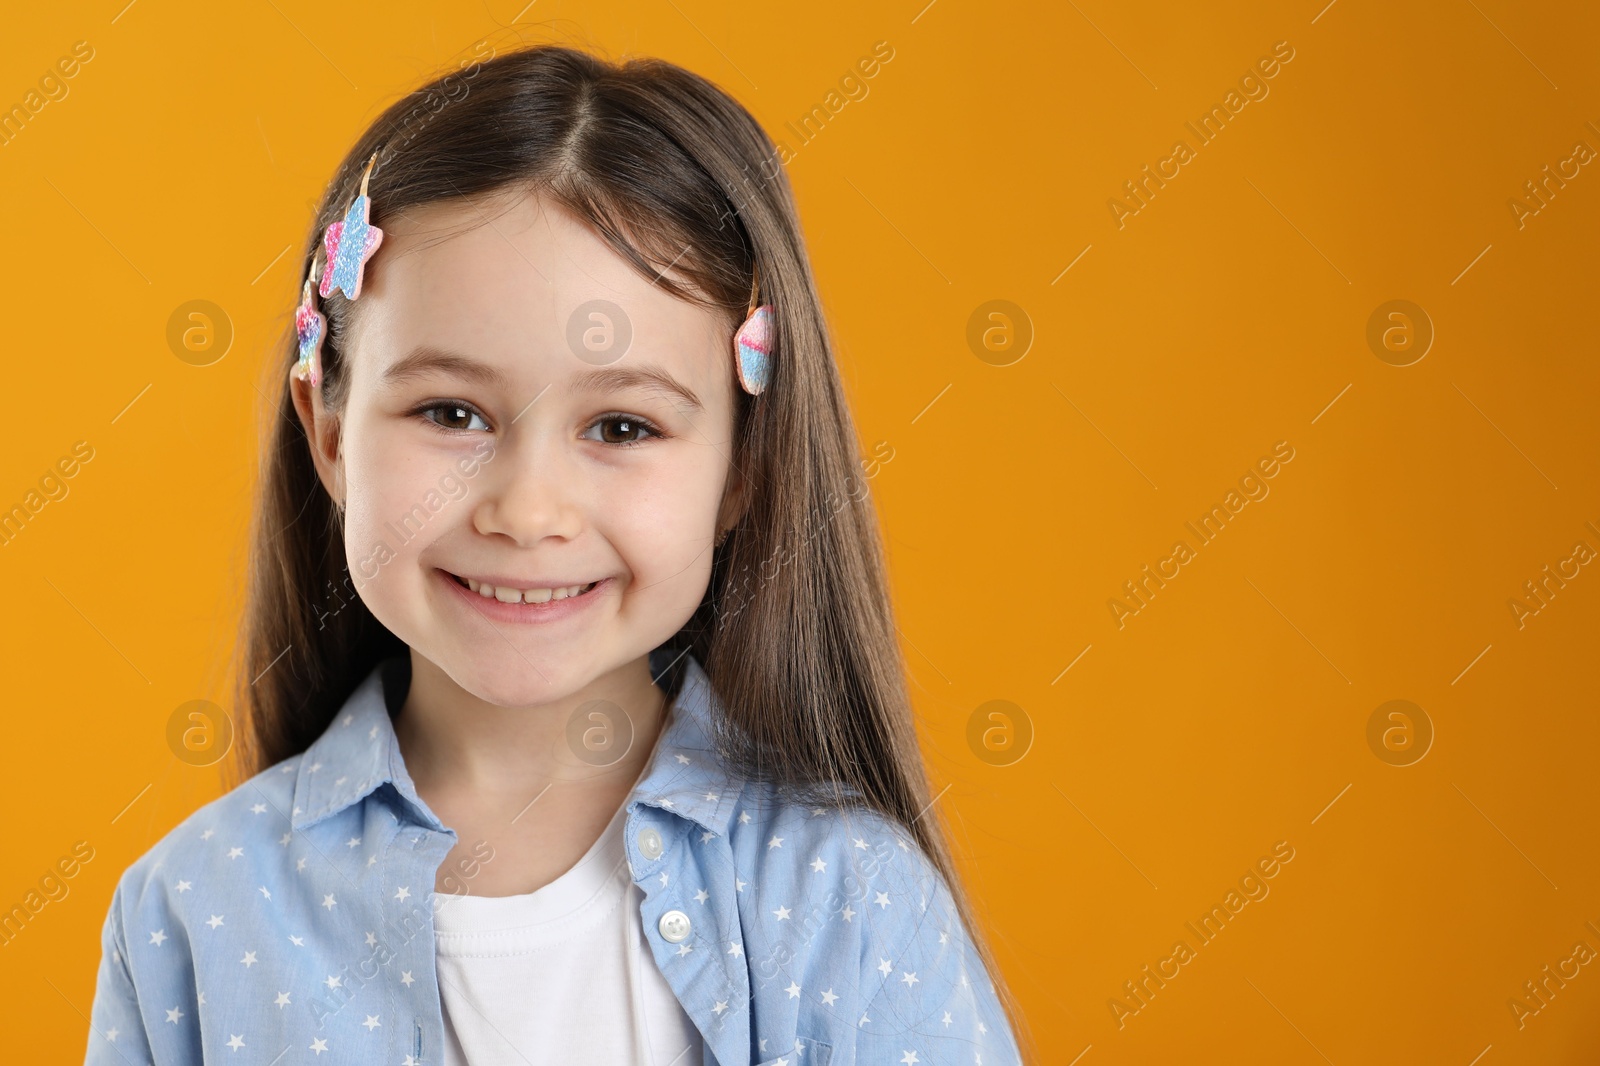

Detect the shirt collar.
xmin=290 ymin=647 xmax=744 ymax=838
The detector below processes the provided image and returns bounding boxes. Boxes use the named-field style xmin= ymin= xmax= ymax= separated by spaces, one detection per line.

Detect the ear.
xmin=288 ymin=366 xmax=345 ymax=507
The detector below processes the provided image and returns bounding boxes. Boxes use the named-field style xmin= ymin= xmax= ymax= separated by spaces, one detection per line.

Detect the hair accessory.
xmin=294 ymin=256 xmax=328 ymax=387
xmin=733 ymin=266 xmax=774 ymax=395
xmin=319 ymin=152 xmax=385 ymax=301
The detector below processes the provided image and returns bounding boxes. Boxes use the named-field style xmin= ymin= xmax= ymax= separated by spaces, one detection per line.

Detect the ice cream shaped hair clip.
xmin=319 ymin=152 xmax=385 ymax=301
xmin=733 ymin=266 xmax=775 ymax=395
xmin=294 ymin=257 xmax=327 ymax=386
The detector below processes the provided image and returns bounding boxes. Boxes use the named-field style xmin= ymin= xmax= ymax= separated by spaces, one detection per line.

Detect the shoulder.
xmin=725 ymin=785 xmax=1021 ymax=1064
xmin=105 ymin=754 xmax=304 ymax=949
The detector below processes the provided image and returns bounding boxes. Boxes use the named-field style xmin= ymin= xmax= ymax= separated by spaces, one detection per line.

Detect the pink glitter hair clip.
xmin=294 ymin=256 xmax=327 ymax=387
xmin=733 ymin=265 xmax=774 ymax=395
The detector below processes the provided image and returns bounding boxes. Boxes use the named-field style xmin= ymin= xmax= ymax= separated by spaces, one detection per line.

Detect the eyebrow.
xmin=379 ymin=344 xmax=703 ymax=412
xmin=379 ymin=345 xmax=513 ymax=392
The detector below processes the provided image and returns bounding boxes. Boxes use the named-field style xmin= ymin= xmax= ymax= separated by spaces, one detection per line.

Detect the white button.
xmin=637 ymin=827 xmax=662 ymax=860
xmin=658 ymin=909 xmax=691 ymax=942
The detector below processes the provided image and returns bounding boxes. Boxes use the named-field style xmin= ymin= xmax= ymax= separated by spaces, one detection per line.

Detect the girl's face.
xmin=292 ymin=190 xmax=743 ymax=707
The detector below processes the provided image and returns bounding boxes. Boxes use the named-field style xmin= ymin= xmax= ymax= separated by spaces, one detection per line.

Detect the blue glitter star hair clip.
xmin=733 ymin=264 xmax=774 ymax=395
xmin=319 ymin=152 xmax=385 ymax=301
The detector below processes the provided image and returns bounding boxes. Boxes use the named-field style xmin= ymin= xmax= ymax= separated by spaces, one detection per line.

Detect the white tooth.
xmin=549 ymin=587 xmax=570 ymax=601
xmin=525 ymin=587 xmax=552 ymax=603
xmin=467 ymin=577 xmax=479 ymax=593
xmin=477 ymin=582 xmax=494 ymax=598
xmin=493 ymin=585 xmax=521 ymax=603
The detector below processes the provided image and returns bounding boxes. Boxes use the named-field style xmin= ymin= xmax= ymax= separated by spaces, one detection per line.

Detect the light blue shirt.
xmin=86 ymin=648 xmax=1023 ymax=1065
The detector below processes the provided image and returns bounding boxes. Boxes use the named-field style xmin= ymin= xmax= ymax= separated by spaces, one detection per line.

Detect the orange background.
xmin=2 ymin=0 xmax=1598 ymax=1061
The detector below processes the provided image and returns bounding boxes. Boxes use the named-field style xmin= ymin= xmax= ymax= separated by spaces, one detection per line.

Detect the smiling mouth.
xmin=447 ymin=572 xmax=601 ymax=605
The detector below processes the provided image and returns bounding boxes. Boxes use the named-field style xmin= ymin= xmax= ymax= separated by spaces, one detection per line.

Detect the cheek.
xmin=340 ymin=427 xmax=451 ymax=584
xmin=607 ymin=463 xmax=722 ymax=586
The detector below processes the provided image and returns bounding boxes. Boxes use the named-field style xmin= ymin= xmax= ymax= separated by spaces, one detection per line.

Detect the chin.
xmin=446 ymin=652 xmax=595 ymax=708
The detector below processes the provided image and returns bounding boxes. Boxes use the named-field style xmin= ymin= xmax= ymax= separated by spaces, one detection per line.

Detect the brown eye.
xmin=584 ymin=414 xmax=661 ymax=448
xmin=600 ymin=417 xmax=642 ymax=443
xmin=419 ymin=403 xmax=489 ymax=432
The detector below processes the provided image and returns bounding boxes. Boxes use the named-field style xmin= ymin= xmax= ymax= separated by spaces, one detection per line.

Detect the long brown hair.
xmin=231 ymin=40 xmax=1034 ymax=1062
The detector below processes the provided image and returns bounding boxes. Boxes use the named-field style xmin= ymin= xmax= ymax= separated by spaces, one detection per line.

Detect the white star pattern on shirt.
xmin=821 ymin=989 xmax=838 ymax=1006
xmin=165 ymin=1006 xmax=183 ymax=1023
xmin=149 ymin=930 xmax=167 ymax=946
xmin=874 ymin=891 xmax=892 ymax=909
xmin=785 ymin=981 xmax=802 ymax=998
xmin=240 ymin=951 xmax=258 ymax=968
xmin=400 ymin=970 xmax=415 ymax=987
xmin=226 ymin=847 xmax=243 ymax=859
xmin=767 ymin=835 xmax=783 ymax=849
xmin=250 ymin=803 xmax=267 ymax=814
xmin=811 ymin=856 xmax=827 ymax=872
xmin=321 ymin=893 xmax=337 ymax=910
xmin=362 ymin=1015 xmax=381 ymax=1031
xmin=274 ymin=992 xmax=290 ymax=1008
xmin=205 ymin=915 xmax=224 ymax=930
xmin=309 ymin=1037 xmax=329 ymax=1053
xmin=394 ymin=886 xmax=411 ymax=901
xmin=175 ymin=880 xmax=192 ymax=892
xmin=226 ymin=1034 xmax=245 ymax=1050
xmin=772 ymin=906 xmax=791 ymax=920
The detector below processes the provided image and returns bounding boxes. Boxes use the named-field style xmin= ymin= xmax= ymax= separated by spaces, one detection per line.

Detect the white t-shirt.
xmin=432 ymin=783 xmax=705 ymax=1064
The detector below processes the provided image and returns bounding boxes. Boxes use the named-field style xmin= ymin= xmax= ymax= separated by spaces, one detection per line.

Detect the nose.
xmin=470 ymin=424 xmax=585 ymax=546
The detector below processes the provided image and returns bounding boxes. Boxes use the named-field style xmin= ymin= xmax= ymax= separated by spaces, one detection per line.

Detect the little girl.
xmin=86 ymin=42 xmax=1031 ymax=1066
